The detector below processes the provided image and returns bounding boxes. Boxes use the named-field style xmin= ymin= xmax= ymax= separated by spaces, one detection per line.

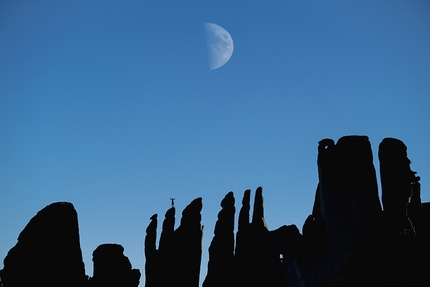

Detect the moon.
xmin=205 ymin=23 xmax=234 ymax=70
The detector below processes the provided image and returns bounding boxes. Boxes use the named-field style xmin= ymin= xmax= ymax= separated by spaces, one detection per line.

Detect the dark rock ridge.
xmin=0 ymin=203 xmax=140 ymax=287
xmin=144 ymin=214 xmax=158 ymax=287
xmin=88 ymin=243 xmax=140 ymax=287
xmin=197 ymin=136 xmax=429 ymax=287
xmin=302 ymin=136 xmax=384 ymax=285
xmin=2 ymin=136 xmax=429 ymax=287
xmin=234 ymin=186 xmax=288 ymax=287
xmin=379 ymin=137 xmax=422 ymax=236
xmin=144 ymin=198 xmax=203 ymax=287
xmin=203 ymin=191 xmax=235 ymax=287
xmin=0 ymin=202 xmax=87 ymax=287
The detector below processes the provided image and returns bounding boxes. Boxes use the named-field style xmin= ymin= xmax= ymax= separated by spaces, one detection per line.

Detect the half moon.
xmin=205 ymin=23 xmax=234 ymax=70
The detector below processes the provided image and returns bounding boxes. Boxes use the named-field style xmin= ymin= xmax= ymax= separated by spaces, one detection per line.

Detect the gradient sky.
xmin=1 ymin=1 xmax=429 ymax=285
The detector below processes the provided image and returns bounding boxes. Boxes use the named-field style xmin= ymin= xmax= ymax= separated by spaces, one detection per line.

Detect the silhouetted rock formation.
xmin=299 ymin=135 xmax=430 ymax=287
xmin=303 ymin=136 xmax=384 ymax=285
xmin=204 ymin=189 xmax=307 ymax=287
xmin=379 ymin=137 xmax=422 ymax=236
xmin=157 ymin=207 xmax=175 ymax=287
xmin=235 ymin=189 xmax=251 ymax=259
xmin=234 ymin=187 xmax=288 ymax=287
xmin=199 ymin=139 xmax=429 ymax=287
xmin=144 ymin=214 xmax=158 ymax=287
xmin=144 ymin=198 xmax=203 ymax=287
xmin=0 ymin=202 xmax=87 ymax=287
xmin=2 ymin=135 xmax=429 ymax=287
xmin=88 ymin=243 xmax=140 ymax=287
xmin=171 ymin=197 xmax=204 ymax=287
xmin=203 ymin=191 xmax=235 ymax=287
xmin=378 ymin=138 xmax=428 ymax=286
xmin=144 ymin=207 xmax=176 ymax=287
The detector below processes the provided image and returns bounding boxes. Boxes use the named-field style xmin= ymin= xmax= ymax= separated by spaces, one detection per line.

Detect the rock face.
xmin=379 ymin=137 xmax=422 ymax=236
xmin=298 ymin=135 xmax=430 ymax=286
xmin=88 ymin=243 xmax=140 ymax=287
xmin=203 ymin=188 xmax=296 ymax=287
xmin=201 ymin=136 xmax=429 ymax=287
xmin=203 ymin=191 xmax=235 ymax=287
xmin=304 ymin=136 xmax=384 ymax=285
xmin=235 ymin=187 xmax=287 ymax=287
xmin=143 ymin=206 xmax=177 ymax=287
xmin=2 ymin=135 xmax=429 ymax=287
xmin=378 ymin=138 xmax=427 ymax=286
xmin=144 ymin=214 xmax=158 ymax=287
xmin=144 ymin=198 xmax=203 ymax=287
xmin=0 ymin=202 xmax=87 ymax=287
xmin=170 ymin=197 xmax=204 ymax=287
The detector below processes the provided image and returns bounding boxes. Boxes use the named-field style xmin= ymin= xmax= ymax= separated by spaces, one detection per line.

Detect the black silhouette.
xmin=0 ymin=202 xmax=87 ymax=287
xmin=170 ymin=198 xmax=175 ymax=208
xmin=379 ymin=137 xmax=422 ymax=236
xmin=234 ymin=187 xmax=287 ymax=287
xmin=88 ymin=243 xmax=140 ymax=287
xmin=2 ymin=136 xmax=430 ymax=287
xmin=144 ymin=214 xmax=158 ymax=287
xmin=203 ymin=191 xmax=235 ymax=287
xmin=301 ymin=136 xmax=385 ymax=285
xmin=144 ymin=198 xmax=203 ymax=287
xmin=144 ymin=207 xmax=176 ymax=287
xmin=200 ymin=136 xmax=429 ymax=287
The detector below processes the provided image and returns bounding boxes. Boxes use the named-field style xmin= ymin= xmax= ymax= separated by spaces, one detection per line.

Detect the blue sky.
xmin=1 ymin=1 xmax=429 ymax=285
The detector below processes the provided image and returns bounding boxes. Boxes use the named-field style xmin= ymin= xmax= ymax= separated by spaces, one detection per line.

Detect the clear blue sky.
xmin=1 ymin=1 xmax=429 ymax=285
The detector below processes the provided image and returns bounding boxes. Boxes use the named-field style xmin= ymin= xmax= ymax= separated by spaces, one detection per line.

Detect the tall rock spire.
xmin=252 ymin=186 xmax=269 ymax=230
xmin=157 ymin=206 xmax=176 ymax=287
xmin=144 ymin=214 xmax=158 ymax=287
xmin=379 ymin=137 xmax=422 ymax=236
xmin=158 ymin=207 xmax=175 ymax=252
xmin=203 ymin=192 xmax=235 ymax=287
xmin=171 ymin=198 xmax=204 ymax=287
xmin=237 ymin=189 xmax=250 ymax=232
xmin=314 ymin=136 xmax=383 ymax=284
